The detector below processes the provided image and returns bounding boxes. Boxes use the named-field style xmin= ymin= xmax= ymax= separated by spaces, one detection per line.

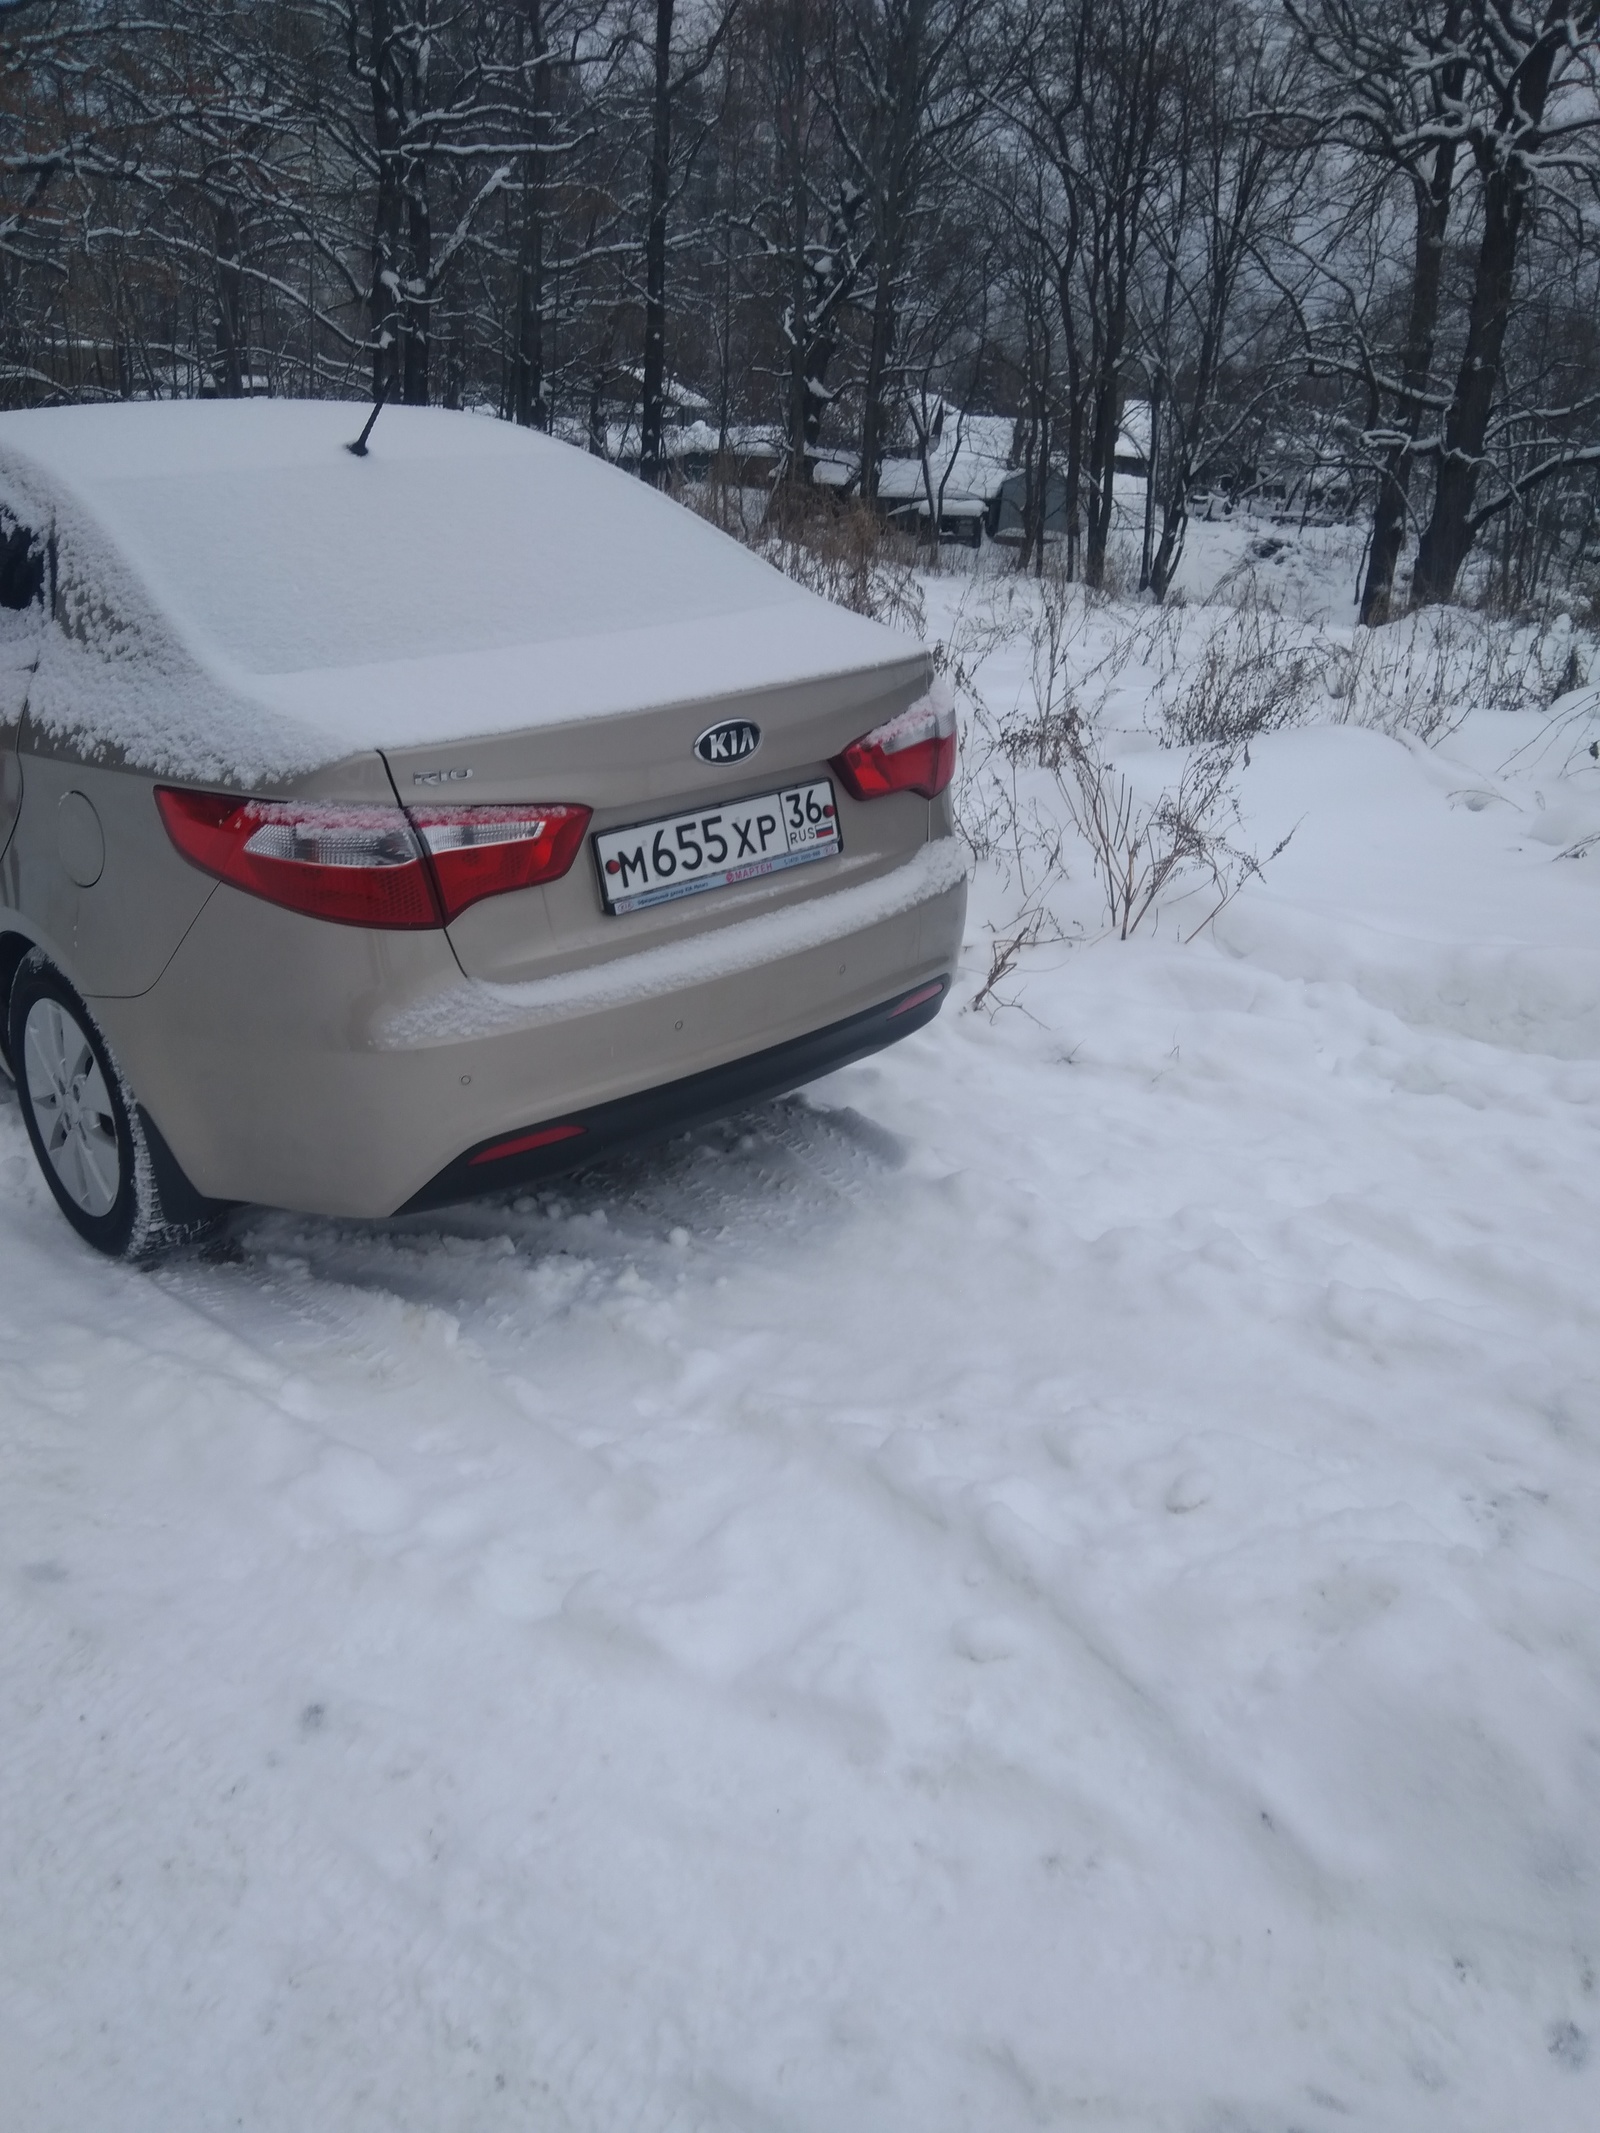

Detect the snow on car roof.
xmin=0 ymin=400 xmax=921 ymax=782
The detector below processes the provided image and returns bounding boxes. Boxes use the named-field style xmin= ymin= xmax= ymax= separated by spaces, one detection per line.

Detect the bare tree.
xmin=632 ymin=0 xmax=739 ymax=486
xmin=828 ymin=0 xmax=981 ymax=500
xmin=1410 ymin=0 xmax=1600 ymax=604
xmin=1139 ymin=0 xmax=1308 ymax=599
xmin=1286 ymin=2 xmax=1479 ymax=620
xmin=1283 ymin=0 xmax=1600 ymax=613
xmin=1 ymin=0 xmax=1598 ymax=623
xmin=742 ymin=0 xmax=874 ymax=483
xmin=999 ymin=0 xmax=1186 ymax=587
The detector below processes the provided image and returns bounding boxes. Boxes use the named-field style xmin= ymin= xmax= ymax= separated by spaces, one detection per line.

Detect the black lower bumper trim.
xmin=400 ymin=974 xmax=950 ymax=1214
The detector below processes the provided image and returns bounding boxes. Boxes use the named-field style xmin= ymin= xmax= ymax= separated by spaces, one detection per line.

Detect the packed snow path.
xmin=6 ymin=714 xmax=1600 ymax=2130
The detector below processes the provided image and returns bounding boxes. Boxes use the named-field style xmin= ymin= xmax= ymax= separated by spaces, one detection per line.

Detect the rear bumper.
xmin=402 ymin=975 xmax=949 ymax=1211
xmin=92 ymin=840 xmax=967 ymax=1219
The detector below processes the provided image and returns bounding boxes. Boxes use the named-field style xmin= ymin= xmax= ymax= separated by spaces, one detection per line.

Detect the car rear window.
xmin=94 ymin=449 xmax=793 ymax=677
xmin=0 ymin=509 xmax=45 ymax=614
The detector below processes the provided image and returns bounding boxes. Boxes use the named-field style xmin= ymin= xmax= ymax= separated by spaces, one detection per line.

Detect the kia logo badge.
xmin=694 ymin=719 xmax=761 ymax=766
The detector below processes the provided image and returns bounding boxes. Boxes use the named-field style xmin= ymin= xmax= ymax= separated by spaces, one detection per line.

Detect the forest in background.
xmin=2 ymin=0 xmax=1599 ymax=617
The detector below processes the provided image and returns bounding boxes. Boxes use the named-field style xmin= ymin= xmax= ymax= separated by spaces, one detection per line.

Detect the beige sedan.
xmin=0 ymin=401 xmax=965 ymax=1257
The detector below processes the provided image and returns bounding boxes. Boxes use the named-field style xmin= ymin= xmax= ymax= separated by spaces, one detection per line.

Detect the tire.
xmin=7 ymin=951 xmax=221 ymax=1260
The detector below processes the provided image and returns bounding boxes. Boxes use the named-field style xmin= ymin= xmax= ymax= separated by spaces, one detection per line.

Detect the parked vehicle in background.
xmin=0 ymin=402 xmax=965 ymax=1258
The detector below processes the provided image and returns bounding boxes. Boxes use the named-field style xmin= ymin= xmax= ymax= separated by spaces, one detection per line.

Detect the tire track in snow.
xmin=6 ymin=960 xmax=1600 ymax=2126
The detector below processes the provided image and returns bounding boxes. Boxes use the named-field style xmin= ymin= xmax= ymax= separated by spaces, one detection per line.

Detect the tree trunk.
xmin=639 ymin=0 xmax=675 ymax=488
xmin=1083 ymin=370 xmax=1120 ymax=587
xmin=1359 ymin=125 xmax=1459 ymax=622
xmin=1056 ymin=262 xmax=1084 ymax=582
xmin=513 ymin=1 xmax=551 ymax=428
xmin=1409 ymin=185 xmax=1523 ymax=604
xmin=1017 ymin=275 xmax=1051 ymax=575
xmin=1029 ymin=405 xmax=1050 ymax=577
xmin=858 ymin=258 xmax=897 ymax=503
xmin=1141 ymin=223 xmax=1181 ymax=594
xmin=1062 ymin=384 xmax=1084 ymax=582
xmin=794 ymin=185 xmax=869 ymax=471
xmin=1410 ymin=38 xmax=1560 ymax=609
xmin=918 ymin=421 xmax=940 ymax=560
xmin=1139 ymin=376 xmax=1160 ymax=592
xmin=780 ymin=0 xmax=809 ymax=486
xmin=365 ymin=0 xmax=404 ymax=404
xmin=1148 ymin=488 xmax=1186 ymax=600
xmin=402 ymin=160 xmax=430 ymax=403
xmin=213 ymin=198 xmax=244 ymax=397
xmin=514 ymin=191 xmax=545 ymax=426
xmin=857 ymin=0 xmax=929 ymax=505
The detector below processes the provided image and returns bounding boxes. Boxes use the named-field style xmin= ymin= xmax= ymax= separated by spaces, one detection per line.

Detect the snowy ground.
xmin=6 ymin=519 xmax=1600 ymax=2131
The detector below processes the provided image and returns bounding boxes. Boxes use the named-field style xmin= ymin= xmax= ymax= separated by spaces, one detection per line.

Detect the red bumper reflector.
xmin=469 ymin=1122 xmax=586 ymax=1166
xmin=889 ymin=980 xmax=945 ymax=1016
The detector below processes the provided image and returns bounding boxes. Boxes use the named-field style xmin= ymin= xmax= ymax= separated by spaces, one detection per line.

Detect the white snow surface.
xmin=0 ymin=401 xmax=918 ymax=782
xmin=6 ymin=520 xmax=1600 ymax=2130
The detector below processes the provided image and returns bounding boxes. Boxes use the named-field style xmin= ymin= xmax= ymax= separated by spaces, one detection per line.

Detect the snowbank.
xmin=1215 ymin=724 xmax=1600 ymax=1056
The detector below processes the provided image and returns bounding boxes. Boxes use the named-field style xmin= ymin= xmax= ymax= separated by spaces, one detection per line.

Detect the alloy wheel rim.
xmin=22 ymin=999 xmax=121 ymax=1218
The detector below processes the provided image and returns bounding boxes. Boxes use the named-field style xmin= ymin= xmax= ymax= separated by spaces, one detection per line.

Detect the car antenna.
xmin=345 ymin=375 xmax=389 ymax=458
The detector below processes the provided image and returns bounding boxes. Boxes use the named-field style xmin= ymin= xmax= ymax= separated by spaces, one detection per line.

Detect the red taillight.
xmin=155 ymin=790 xmax=592 ymax=929
xmin=409 ymin=804 xmax=591 ymax=922
xmin=155 ymin=787 xmax=441 ymax=929
xmin=832 ymin=689 xmax=957 ymax=801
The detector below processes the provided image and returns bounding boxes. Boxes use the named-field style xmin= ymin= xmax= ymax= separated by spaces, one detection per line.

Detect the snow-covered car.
xmin=0 ymin=402 xmax=965 ymax=1257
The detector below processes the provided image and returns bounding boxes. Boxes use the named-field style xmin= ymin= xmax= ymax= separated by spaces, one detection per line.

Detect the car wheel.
xmin=7 ymin=952 xmax=214 ymax=1259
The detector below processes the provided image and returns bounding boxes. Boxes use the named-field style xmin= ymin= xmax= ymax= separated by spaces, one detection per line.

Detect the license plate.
xmin=593 ymin=778 xmax=842 ymax=915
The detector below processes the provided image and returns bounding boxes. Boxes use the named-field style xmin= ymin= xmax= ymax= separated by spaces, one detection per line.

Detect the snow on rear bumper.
xmin=378 ymin=836 xmax=970 ymax=1046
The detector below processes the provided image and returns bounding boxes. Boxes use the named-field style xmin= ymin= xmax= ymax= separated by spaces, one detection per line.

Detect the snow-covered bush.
xmin=1327 ymin=607 xmax=1591 ymax=743
xmin=702 ymin=500 xmax=1596 ymax=951
xmin=1005 ymin=586 xmax=1292 ymax=939
xmin=940 ymin=575 xmax=1293 ymax=945
xmin=1156 ymin=607 xmax=1324 ymax=750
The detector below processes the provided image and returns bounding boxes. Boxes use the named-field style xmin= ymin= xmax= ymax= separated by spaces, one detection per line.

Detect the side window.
xmin=0 ymin=510 xmax=45 ymax=614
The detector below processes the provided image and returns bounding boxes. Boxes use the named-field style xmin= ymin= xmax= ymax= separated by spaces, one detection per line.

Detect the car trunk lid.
xmin=380 ymin=653 xmax=931 ymax=985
